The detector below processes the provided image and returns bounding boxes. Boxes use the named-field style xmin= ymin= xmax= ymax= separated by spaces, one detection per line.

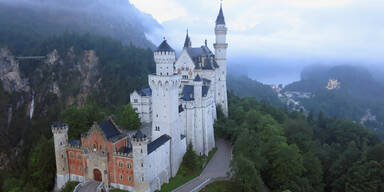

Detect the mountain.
xmin=227 ymin=75 xmax=282 ymax=107
xmin=0 ymin=0 xmax=161 ymax=51
xmin=282 ymin=65 xmax=384 ymax=136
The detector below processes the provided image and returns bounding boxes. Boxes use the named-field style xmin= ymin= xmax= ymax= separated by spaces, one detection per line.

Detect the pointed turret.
xmin=216 ymin=3 xmax=226 ymax=25
xmin=184 ymin=29 xmax=192 ymax=48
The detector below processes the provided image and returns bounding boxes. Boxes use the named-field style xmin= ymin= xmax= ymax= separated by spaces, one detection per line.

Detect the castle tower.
xmin=52 ymin=122 xmax=69 ymax=189
xmin=214 ymin=3 xmax=229 ymax=116
xmin=132 ymin=130 xmax=149 ymax=188
xmin=193 ymin=75 xmax=204 ymax=155
xmin=149 ymin=39 xmax=183 ymax=177
xmin=149 ymin=40 xmax=181 ymax=141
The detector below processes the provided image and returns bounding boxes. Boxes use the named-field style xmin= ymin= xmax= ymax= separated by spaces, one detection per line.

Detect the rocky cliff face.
xmin=0 ymin=47 xmax=101 ymax=169
xmin=0 ymin=48 xmax=30 ymax=93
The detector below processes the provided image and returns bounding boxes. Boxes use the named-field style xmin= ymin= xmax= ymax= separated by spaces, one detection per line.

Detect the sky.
xmin=130 ymin=0 xmax=384 ymax=84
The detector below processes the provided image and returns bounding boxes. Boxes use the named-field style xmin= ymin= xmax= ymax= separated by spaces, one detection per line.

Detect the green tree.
xmin=231 ymin=155 xmax=263 ymax=192
xmin=183 ymin=142 xmax=199 ymax=172
xmin=345 ymin=161 xmax=381 ymax=192
xmin=114 ymin=103 xmax=141 ymax=130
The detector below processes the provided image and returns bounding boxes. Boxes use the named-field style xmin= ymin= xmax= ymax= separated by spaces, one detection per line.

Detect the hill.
xmin=227 ymin=75 xmax=282 ymax=107
xmin=283 ymin=65 xmax=384 ymax=136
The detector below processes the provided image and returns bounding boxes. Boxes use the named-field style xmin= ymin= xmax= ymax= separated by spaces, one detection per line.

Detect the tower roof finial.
xmin=184 ymin=28 xmax=191 ymax=48
xmin=216 ymin=1 xmax=226 ymax=25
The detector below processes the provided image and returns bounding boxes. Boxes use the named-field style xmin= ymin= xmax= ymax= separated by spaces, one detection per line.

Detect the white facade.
xmin=130 ymin=90 xmax=152 ymax=123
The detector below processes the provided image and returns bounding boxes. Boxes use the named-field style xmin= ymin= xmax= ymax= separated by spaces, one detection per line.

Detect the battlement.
xmin=51 ymin=122 xmax=68 ymax=133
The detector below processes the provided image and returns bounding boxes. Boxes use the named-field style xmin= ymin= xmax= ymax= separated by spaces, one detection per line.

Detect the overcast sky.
xmin=130 ymin=0 xmax=384 ymax=84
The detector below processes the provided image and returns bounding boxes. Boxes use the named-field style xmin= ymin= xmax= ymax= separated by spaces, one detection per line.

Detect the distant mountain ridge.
xmin=283 ymin=65 xmax=384 ymax=136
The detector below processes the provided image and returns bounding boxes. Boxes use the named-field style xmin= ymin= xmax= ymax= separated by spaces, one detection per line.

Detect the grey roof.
xmin=133 ymin=130 xmax=146 ymax=139
xmin=52 ymin=122 xmax=67 ymax=127
xmin=148 ymin=134 xmax=171 ymax=154
xmin=194 ymin=75 xmax=202 ymax=81
xmin=216 ymin=5 xmax=226 ymax=25
xmin=181 ymin=85 xmax=210 ymax=101
xmin=140 ymin=88 xmax=152 ymax=96
xmin=98 ymin=119 xmax=122 ymax=140
xmin=156 ymin=40 xmax=174 ymax=52
xmin=69 ymin=140 xmax=80 ymax=146
xmin=186 ymin=46 xmax=218 ymax=70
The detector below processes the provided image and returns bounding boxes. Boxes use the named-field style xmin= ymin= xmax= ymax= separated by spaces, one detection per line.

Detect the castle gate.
xmin=93 ymin=169 xmax=102 ymax=181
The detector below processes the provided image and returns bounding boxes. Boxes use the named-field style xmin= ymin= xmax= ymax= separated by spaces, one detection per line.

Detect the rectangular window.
xmin=127 ymin=162 xmax=132 ymax=169
xmin=128 ymin=176 xmax=131 ymax=181
xmin=70 ymin=152 xmax=74 ymax=159
xmin=134 ymin=99 xmax=138 ymax=103
xmin=119 ymin=161 xmax=123 ymax=168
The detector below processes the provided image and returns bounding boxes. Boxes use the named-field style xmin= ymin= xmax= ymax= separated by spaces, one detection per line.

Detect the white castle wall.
xmin=146 ymin=140 xmax=171 ymax=191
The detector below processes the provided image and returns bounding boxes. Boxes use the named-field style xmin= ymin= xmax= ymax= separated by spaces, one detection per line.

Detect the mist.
xmin=0 ymin=0 xmax=164 ymax=48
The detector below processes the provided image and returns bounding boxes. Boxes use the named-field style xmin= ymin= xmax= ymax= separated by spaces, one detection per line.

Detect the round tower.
xmin=154 ymin=39 xmax=176 ymax=76
xmin=51 ymin=122 xmax=69 ymax=190
xmin=214 ymin=3 xmax=229 ymax=116
xmin=132 ymin=130 xmax=149 ymax=186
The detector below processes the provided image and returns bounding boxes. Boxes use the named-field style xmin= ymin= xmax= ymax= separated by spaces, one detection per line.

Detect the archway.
xmin=93 ymin=169 xmax=102 ymax=181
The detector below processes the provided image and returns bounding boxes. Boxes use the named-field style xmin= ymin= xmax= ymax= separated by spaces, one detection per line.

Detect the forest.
xmin=215 ymin=93 xmax=384 ymax=192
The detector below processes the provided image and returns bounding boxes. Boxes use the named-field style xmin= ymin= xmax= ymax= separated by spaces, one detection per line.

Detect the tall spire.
xmin=216 ymin=1 xmax=225 ymax=25
xmin=184 ymin=28 xmax=191 ymax=48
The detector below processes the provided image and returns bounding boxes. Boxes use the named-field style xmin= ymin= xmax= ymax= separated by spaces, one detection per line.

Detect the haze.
xmin=131 ymin=0 xmax=384 ymax=84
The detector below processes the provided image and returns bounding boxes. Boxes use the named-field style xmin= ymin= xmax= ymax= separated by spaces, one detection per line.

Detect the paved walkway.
xmin=172 ymin=139 xmax=232 ymax=192
xmin=75 ymin=181 xmax=100 ymax=192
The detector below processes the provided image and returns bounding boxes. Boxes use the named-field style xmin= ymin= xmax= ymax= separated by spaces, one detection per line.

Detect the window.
xmin=141 ymin=163 xmax=143 ymax=167
xmin=128 ymin=176 xmax=132 ymax=181
xmin=155 ymin=126 xmax=160 ymax=131
xmin=134 ymin=99 xmax=138 ymax=103
xmin=120 ymin=174 xmax=123 ymax=180
xmin=70 ymin=152 xmax=74 ymax=159
xmin=77 ymin=154 xmax=81 ymax=160
xmin=127 ymin=162 xmax=132 ymax=169
xmin=71 ymin=165 xmax=75 ymax=170
xmin=142 ymin=177 xmax=144 ymax=182
xmin=141 ymin=149 xmax=143 ymax=153
xmin=119 ymin=161 xmax=123 ymax=168
xmin=79 ymin=167 xmax=82 ymax=171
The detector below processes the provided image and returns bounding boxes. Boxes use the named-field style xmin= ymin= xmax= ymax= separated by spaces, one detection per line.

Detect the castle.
xmin=52 ymin=5 xmax=228 ymax=192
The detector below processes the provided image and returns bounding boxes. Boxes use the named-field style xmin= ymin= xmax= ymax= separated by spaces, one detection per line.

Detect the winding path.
xmin=172 ymin=138 xmax=232 ymax=192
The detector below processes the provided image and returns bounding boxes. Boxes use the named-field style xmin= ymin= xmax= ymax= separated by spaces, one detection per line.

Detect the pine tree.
xmin=183 ymin=142 xmax=198 ymax=172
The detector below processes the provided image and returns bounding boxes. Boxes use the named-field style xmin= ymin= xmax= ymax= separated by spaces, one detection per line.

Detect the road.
xmin=172 ymin=138 xmax=232 ymax=192
xmin=75 ymin=181 xmax=100 ymax=192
